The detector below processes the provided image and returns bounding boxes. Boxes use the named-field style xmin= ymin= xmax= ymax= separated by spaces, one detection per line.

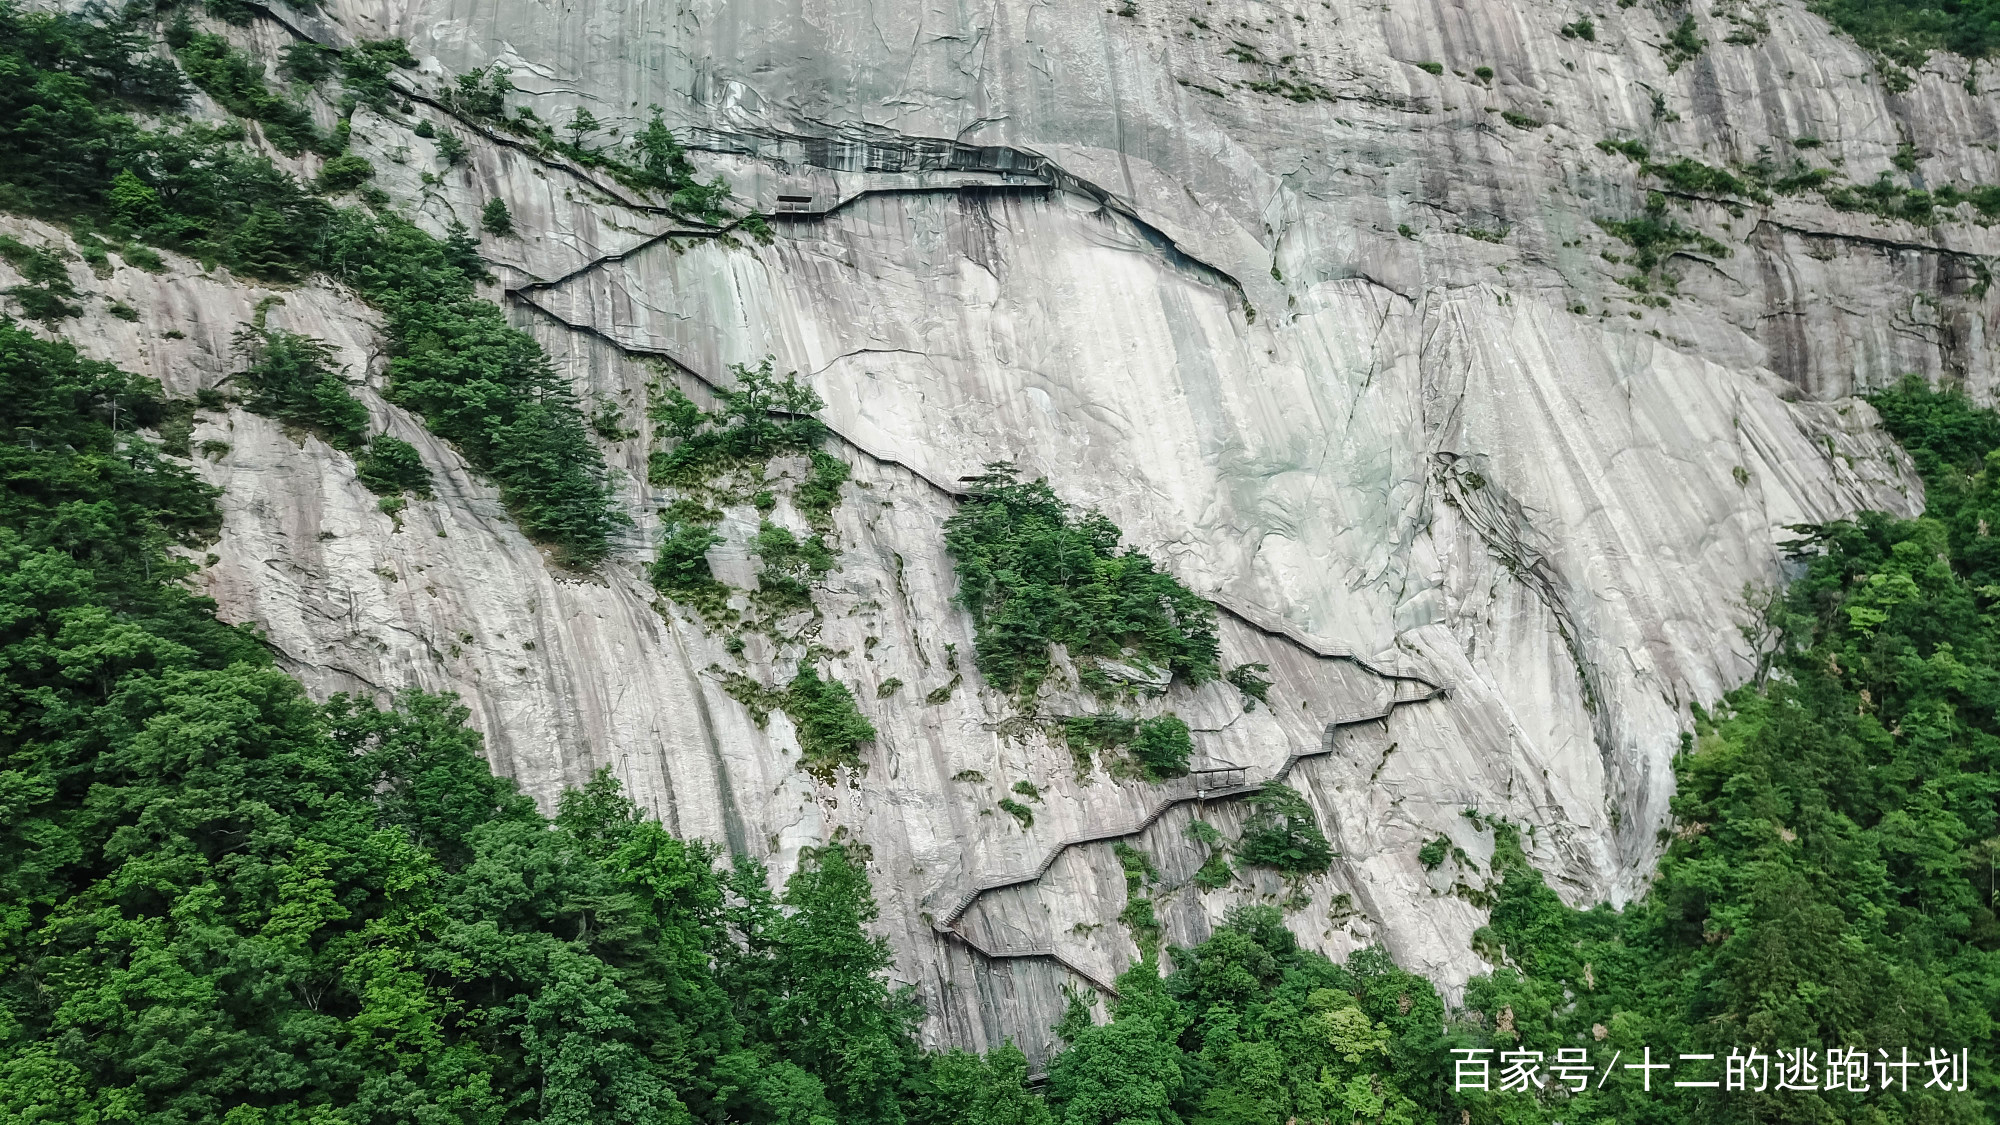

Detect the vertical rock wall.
xmin=11 ymin=0 xmax=1980 ymax=1058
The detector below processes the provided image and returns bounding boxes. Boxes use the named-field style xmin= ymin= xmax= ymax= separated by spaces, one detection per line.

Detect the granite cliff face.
xmin=9 ymin=0 xmax=1988 ymax=1060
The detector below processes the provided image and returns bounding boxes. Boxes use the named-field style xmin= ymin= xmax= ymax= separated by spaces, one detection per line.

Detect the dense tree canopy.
xmin=1811 ymin=0 xmax=2000 ymax=65
xmin=1429 ymin=378 xmax=2000 ymax=1123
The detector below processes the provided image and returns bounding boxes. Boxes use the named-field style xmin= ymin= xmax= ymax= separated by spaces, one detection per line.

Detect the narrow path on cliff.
xmin=243 ymin=0 xmax=1452 ymax=996
xmin=505 ymin=275 xmax=1452 ymax=996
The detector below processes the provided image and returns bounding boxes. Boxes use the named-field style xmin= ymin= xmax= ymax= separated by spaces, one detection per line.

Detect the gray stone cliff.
xmin=9 ymin=0 xmax=1988 ymax=1060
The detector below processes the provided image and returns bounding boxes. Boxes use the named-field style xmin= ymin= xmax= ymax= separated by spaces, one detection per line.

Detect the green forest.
xmin=0 ymin=1 xmax=1996 ymax=1122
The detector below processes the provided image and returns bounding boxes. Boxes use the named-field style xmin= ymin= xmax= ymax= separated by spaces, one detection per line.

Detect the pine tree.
xmin=566 ymin=105 xmax=600 ymax=149
xmin=768 ymin=843 xmax=920 ymax=1124
xmin=480 ymin=196 xmax=513 ymax=235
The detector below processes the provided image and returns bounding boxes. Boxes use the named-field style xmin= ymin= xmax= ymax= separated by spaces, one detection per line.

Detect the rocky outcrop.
xmin=10 ymin=0 xmax=1976 ymax=1060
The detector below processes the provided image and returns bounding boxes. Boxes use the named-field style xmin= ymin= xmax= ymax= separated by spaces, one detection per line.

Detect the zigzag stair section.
xmin=510 ymin=283 xmax=1458 ymax=994
xmin=932 ymin=674 xmax=1447 ymax=995
xmin=214 ymin=45 xmax=1467 ymax=998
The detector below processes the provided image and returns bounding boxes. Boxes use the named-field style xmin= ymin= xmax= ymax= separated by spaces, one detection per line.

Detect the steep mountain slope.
xmin=6 ymin=0 xmax=1986 ymax=1062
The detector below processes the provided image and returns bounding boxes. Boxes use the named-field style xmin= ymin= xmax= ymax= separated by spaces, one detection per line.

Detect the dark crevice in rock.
xmin=1749 ymin=217 xmax=1991 ymax=262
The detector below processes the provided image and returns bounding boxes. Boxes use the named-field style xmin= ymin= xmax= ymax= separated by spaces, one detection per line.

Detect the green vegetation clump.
xmin=1811 ymin=0 xmax=2000 ymax=66
xmin=1601 ymin=133 xmax=2000 ymax=225
xmin=1645 ymin=155 xmax=1769 ymax=202
xmin=999 ymin=797 xmax=1034 ymax=828
xmin=782 ymin=663 xmax=877 ymax=782
xmin=752 ymin=519 xmax=835 ymax=619
xmin=1130 ymin=714 xmax=1193 ymax=779
xmin=1045 ymin=911 xmax=1444 ymax=1124
xmin=1057 ymin=712 xmax=1192 ymax=781
xmin=1661 ymin=13 xmax=1706 ymax=72
xmin=1600 ymin=144 xmax=1777 ymax=203
xmin=442 ymin=69 xmax=730 ymax=218
xmin=652 ymin=518 xmax=725 ymax=590
xmin=336 ymin=214 xmax=620 ymax=564
xmin=649 ymin=518 xmax=732 ymax=626
xmin=354 ymin=434 xmax=431 ymax=498
xmin=943 ymin=464 xmax=1220 ymax=701
xmin=644 ymin=362 xmax=849 ymax=629
xmin=795 ymin=448 xmax=851 ymax=531
xmin=1061 ymin=712 xmax=1138 ymax=776
xmin=336 ymin=37 xmax=417 ymax=107
xmin=0 ymin=317 xmax=220 ymax=569
xmin=649 ymin=358 xmax=830 ymax=487
xmin=1499 ymin=110 xmax=1543 ymax=129
xmin=1826 ymin=173 xmax=1942 ymax=222
xmin=1812 ymin=174 xmax=2000 ymax=225
xmin=0 ymin=6 xmax=621 ymax=565
xmin=0 ymin=10 xmax=189 ymax=224
xmin=202 ymin=0 xmax=258 ymax=26
xmin=1559 ymin=16 xmax=1595 ymax=40
xmin=643 ymin=364 xmax=850 ymax=624
xmin=1596 ymin=194 xmax=1729 ymax=297
xmin=1243 ymin=76 xmax=1334 ymax=103
xmin=1189 ymin=820 xmax=1236 ymax=889
xmin=167 ymin=20 xmax=328 ymax=156
xmin=278 ymin=39 xmax=336 ymax=83
xmin=1112 ymin=842 xmax=1163 ymax=954
xmin=590 ymin=394 xmax=632 ymax=440
xmin=753 ymin=520 xmax=835 ymax=577
xmin=1417 ymin=834 xmax=1451 ymax=869
xmin=1869 ymin=375 xmax=2000 ymax=575
xmin=1225 ymin=661 xmax=1273 ymax=709
xmin=1596 ymin=137 xmax=1650 ymax=161
xmin=1414 ymin=60 xmax=1444 ymax=74
xmin=0 ymin=235 xmax=81 ymax=322
xmin=1770 ymin=162 xmax=1838 ymax=194
xmin=231 ymin=319 xmax=368 ymax=449
xmin=480 ymin=195 xmax=513 ymax=235
xmin=714 ymin=662 xmax=876 ymax=781
xmin=316 ymin=153 xmax=375 ymax=192
xmin=1235 ymin=782 xmax=1336 ymax=874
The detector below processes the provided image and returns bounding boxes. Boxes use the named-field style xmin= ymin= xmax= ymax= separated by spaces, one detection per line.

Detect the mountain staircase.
xmin=928 ymin=676 xmax=1446 ymax=995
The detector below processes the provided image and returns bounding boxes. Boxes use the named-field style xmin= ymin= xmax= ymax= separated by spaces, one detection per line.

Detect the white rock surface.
xmin=12 ymin=0 xmax=1981 ymax=1060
